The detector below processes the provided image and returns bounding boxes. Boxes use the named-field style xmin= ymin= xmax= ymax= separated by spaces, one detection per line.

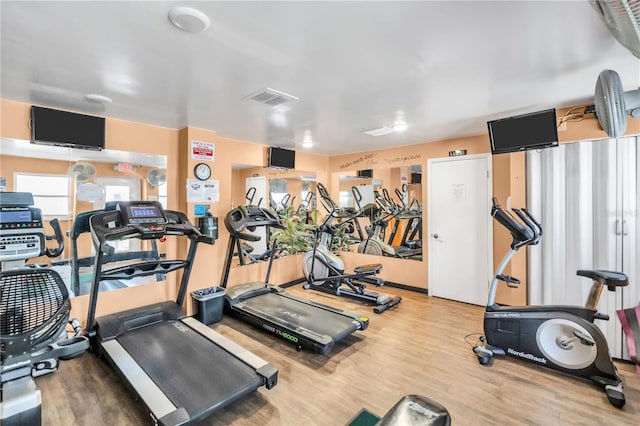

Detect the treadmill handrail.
xmin=85 ymin=206 xmax=202 ymax=334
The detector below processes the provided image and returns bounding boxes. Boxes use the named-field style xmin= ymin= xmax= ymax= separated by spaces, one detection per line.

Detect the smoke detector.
xmin=168 ymin=7 xmax=210 ymax=33
xmin=243 ymin=88 xmax=299 ymax=107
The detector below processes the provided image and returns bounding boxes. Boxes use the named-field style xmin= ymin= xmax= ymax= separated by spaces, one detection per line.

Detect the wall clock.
xmin=194 ymin=163 xmax=212 ymax=181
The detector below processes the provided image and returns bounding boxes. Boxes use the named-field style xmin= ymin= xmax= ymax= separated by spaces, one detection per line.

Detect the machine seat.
xmin=577 ymin=270 xmax=629 ymax=290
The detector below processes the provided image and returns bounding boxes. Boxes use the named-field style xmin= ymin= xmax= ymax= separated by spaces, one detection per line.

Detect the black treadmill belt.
xmin=117 ymin=321 xmax=262 ymax=415
xmin=239 ymin=293 xmax=359 ymax=342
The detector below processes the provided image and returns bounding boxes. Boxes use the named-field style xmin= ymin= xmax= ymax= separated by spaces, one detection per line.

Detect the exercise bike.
xmin=473 ymin=198 xmax=628 ymax=408
xmin=1 ymin=192 xmax=89 ymax=425
xmin=302 ymin=183 xmax=401 ymax=314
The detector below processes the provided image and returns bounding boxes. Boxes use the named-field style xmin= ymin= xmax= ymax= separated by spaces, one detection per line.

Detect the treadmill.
xmin=220 ymin=204 xmax=369 ymax=355
xmin=85 ymin=201 xmax=277 ymax=426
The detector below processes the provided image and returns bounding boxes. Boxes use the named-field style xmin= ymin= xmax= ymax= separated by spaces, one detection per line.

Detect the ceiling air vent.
xmin=243 ymin=88 xmax=299 ymax=107
xmin=363 ymin=127 xmax=394 ymax=137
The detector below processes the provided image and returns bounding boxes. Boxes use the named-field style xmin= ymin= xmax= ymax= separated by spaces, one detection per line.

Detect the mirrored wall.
xmin=0 ymin=137 xmax=168 ymax=296
xmin=334 ymin=165 xmax=423 ymax=261
xmin=230 ymin=163 xmax=317 ymax=263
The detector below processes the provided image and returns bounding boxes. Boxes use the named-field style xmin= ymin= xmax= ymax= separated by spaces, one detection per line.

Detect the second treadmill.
xmin=220 ymin=204 xmax=369 ymax=355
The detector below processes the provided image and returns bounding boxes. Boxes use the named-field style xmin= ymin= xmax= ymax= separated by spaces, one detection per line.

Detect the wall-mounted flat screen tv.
xmin=487 ymin=108 xmax=558 ymax=155
xmin=30 ymin=106 xmax=105 ymax=151
xmin=357 ymin=169 xmax=373 ymax=178
xmin=268 ymin=147 xmax=295 ymax=169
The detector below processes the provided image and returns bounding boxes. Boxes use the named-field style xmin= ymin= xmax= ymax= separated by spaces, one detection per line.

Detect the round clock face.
xmin=194 ymin=163 xmax=212 ymax=181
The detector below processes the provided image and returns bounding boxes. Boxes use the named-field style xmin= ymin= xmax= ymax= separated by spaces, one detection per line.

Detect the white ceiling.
xmin=1 ymin=1 xmax=638 ymax=156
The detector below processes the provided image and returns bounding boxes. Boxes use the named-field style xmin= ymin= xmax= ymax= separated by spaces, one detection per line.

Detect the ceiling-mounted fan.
xmin=594 ymin=69 xmax=640 ymax=138
xmin=591 ymin=0 xmax=640 ymax=58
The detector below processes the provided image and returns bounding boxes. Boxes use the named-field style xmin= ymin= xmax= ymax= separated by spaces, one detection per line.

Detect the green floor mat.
xmin=347 ymin=409 xmax=379 ymax=426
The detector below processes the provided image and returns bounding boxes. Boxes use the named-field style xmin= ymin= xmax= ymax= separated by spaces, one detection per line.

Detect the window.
xmin=14 ymin=173 xmax=71 ymax=218
xmin=158 ymin=182 xmax=168 ymax=209
xmin=339 ymin=190 xmax=353 ymax=208
xmin=269 ymin=178 xmax=288 ymax=210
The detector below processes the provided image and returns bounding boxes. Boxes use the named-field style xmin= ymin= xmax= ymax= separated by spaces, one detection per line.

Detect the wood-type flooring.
xmin=36 ymin=285 xmax=639 ymax=425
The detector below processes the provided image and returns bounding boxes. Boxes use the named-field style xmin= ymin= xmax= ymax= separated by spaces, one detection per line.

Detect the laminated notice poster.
xmin=187 ymin=179 xmax=219 ymax=202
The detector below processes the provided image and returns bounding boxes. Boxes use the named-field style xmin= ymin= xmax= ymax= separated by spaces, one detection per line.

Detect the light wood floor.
xmin=38 ymin=286 xmax=639 ymax=425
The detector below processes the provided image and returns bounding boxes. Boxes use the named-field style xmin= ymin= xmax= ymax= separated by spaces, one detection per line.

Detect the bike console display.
xmin=0 ymin=206 xmax=45 ymax=261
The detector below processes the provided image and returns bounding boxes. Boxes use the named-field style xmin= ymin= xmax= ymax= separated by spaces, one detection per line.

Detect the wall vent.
xmin=243 ymin=88 xmax=299 ymax=107
xmin=363 ymin=127 xmax=393 ymax=137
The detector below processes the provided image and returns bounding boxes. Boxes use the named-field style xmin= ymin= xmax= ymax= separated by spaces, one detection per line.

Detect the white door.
xmin=428 ymin=154 xmax=493 ymax=305
xmin=246 ymin=176 xmax=268 ymax=254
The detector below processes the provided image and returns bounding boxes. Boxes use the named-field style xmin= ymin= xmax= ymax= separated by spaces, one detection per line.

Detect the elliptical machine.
xmin=302 ymin=183 xmax=401 ymax=314
xmin=1 ymin=192 xmax=89 ymax=425
xmin=473 ymin=198 xmax=628 ymax=408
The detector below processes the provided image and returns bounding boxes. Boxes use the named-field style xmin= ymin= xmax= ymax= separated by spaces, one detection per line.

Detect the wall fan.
xmin=68 ymin=162 xmax=97 ymax=183
xmin=146 ymin=168 xmax=167 ymax=188
xmin=594 ymin=69 xmax=640 ymax=138
xmin=591 ymin=0 xmax=640 ymax=58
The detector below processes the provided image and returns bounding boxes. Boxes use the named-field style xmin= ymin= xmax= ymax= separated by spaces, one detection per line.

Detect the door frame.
xmin=427 ymin=153 xmax=493 ymax=303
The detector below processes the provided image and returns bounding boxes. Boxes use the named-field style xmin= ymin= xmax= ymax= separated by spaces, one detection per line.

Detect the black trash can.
xmin=191 ymin=286 xmax=226 ymax=325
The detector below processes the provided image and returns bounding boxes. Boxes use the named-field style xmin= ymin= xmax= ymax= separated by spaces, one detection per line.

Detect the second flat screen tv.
xmin=269 ymin=147 xmax=295 ymax=169
xmin=487 ymin=108 xmax=558 ymax=155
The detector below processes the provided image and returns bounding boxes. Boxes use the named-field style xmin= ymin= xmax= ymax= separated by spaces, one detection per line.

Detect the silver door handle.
xmin=622 ymin=219 xmax=628 ymax=236
xmin=615 ymin=219 xmax=622 ymax=235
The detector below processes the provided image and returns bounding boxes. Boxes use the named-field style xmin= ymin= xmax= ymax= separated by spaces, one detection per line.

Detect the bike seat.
xmin=577 ymin=270 xmax=629 ymax=290
xmin=354 ymin=263 xmax=382 ymax=274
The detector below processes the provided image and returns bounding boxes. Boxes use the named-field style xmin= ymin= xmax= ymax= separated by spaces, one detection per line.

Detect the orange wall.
xmin=2 ymin=98 xmax=639 ymax=317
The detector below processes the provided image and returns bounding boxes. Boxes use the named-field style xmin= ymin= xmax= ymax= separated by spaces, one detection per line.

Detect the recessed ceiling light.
xmin=168 ymin=7 xmax=210 ymax=33
xmin=363 ymin=127 xmax=393 ymax=137
xmin=85 ymin=94 xmax=112 ymax=104
xmin=302 ymin=130 xmax=313 ymax=148
xmin=392 ymin=120 xmax=408 ymax=132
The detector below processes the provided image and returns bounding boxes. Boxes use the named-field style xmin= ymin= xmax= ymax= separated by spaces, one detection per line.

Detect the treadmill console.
xmin=225 ymin=205 xmax=283 ymax=234
xmin=90 ymin=201 xmax=199 ymax=245
xmin=115 ymin=201 xmax=167 ymax=239
xmin=118 ymin=201 xmax=167 ymax=225
xmin=0 ymin=206 xmax=45 ymax=261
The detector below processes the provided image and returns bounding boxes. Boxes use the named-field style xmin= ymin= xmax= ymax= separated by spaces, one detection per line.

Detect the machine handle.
xmin=513 ymin=209 xmax=540 ymax=245
xmin=45 ymin=218 xmax=65 ymax=258
xmin=281 ymin=193 xmax=291 ymax=210
xmin=521 ymin=208 xmax=543 ymax=236
xmin=352 ymin=186 xmax=363 ymax=209
xmin=615 ymin=219 xmax=621 ymax=235
xmin=395 ymin=188 xmax=407 ymax=208
xmin=491 ymin=198 xmax=535 ymax=248
xmin=622 ymin=219 xmax=628 ymax=236
xmin=246 ymin=187 xmax=256 ymax=205
xmin=316 ymin=182 xmax=330 ymax=200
